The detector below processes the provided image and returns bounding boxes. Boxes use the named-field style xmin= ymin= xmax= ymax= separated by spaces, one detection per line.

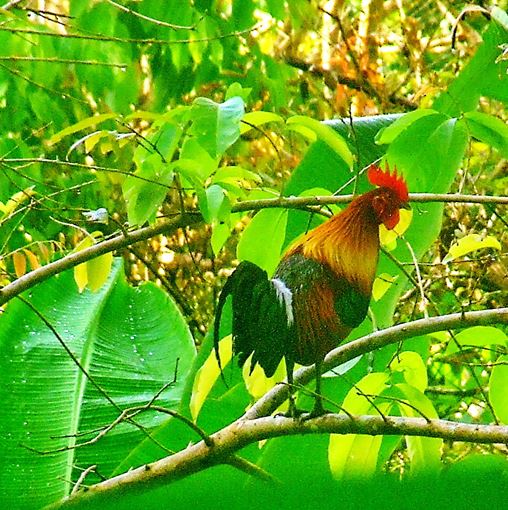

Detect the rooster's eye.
xmin=371 ymin=195 xmax=388 ymax=221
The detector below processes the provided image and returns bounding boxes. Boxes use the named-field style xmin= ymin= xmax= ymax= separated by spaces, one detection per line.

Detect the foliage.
xmin=0 ymin=1 xmax=507 ymax=509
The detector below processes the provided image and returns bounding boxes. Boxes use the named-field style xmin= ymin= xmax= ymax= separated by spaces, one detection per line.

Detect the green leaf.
xmin=375 ymin=109 xmax=440 ymax=145
xmin=390 ymin=384 xmax=442 ymax=474
xmin=489 ymin=355 xmax=508 ymax=424
xmin=0 ymin=260 xmax=195 ymax=508
xmin=180 ymin=137 xmax=218 ymax=182
xmin=446 ymin=326 xmax=508 ymax=355
xmin=240 ymin=111 xmax=284 ymax=134
xmin=48 ymin=113 xmax=117 ymax=145
xmin=286 ymin=115 xmax=353 ymax=169
xmin=442 ymin=233 xmax=501 ymax=263
xmin=123 ymin=156 xmax=173 ymax=225
xmin=225 ymin=82 xmax=251 ymax=102
xmin=236 ymin=209 xmax=288 ymax=275
xmin=189 ymin=96 xmax=245 ymax=158
xmin=463 ymin=111 xmax=508 ymax=157
xmin=389 ymin=352 xmax=428 ymax=392
xmin=199 ymin=184 xmax=231 ymax=223
xmin=211 ymin=221 xmax=232 ymax=255
xmin=328 ymin=373 xmax=390 ymax=479
xmin=211 ymin=165 xmax=262 ymax=185
xmin=433 ymin=20 xmax=508 ymax=115
xmin=372 ymin=273 xmax=398 ymax=301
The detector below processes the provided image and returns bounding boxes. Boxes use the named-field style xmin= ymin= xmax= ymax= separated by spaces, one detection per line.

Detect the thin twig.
xmin=105 ymin=0 xmax=201 ymax=31
xmin=0 ymin=56 xmax=126 ymax=67
xmin=70 ymin=465 xmax=96 ymax=496
xmin=0 ymin=24 xmax=263 ymax=45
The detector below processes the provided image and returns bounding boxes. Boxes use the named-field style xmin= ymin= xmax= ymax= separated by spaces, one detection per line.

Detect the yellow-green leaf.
xmin=48 ymin=113 xmax=117 ymax=145
xmin=389 ymin=351 xmax=428 ymax=392
xmin=242 ymin=356 xmax=287 ymax=401
xmin=0 ymin=186 xmax=36 ymax=218
xmin=86 ymin=252 xmax=113 ymax=292
xmin=392 ymin=384 xmax=442 ymax=474
xmin=328 ymin=372 xmax=390 ymax=479
xmin=240 ymin=111 xmax=284 ymax=134
xmin=372 ymin=273 xmax=398 ymax=301
xmin=490 ymin=354 xmax=508 ymax=424
xmin=72 ymin=232 xmax=102 ymax=293
xmin=329 ymin=401 xmax=390 ymax=479
xmin=190 ymin=336 xmax=233 ymax=421
xmin=286 ymin=115 xmax=354 ymax=168
xmin=443 ymin=234 xmax=501 ymax=263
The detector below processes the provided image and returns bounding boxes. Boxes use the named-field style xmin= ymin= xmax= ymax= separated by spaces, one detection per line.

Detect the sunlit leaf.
xmin=211 ymin=222 xmax=231 ymax=255
xmin=190 ymin=336 xmax=233 ymax=421
xmin=442 ymin=234 xmax=501 ymax=263
xmin=72 ymin=232 xmax=112 ymax=293
xmin=286 ymin=115 xmax=353 ymax=168
xmin=237 ymin=209 xmax=288 ymax=275
xmin=380 ymin=208 xmax=413 ymax=250
xmin=0 ymin=186 xmax=36 ymax=218
xmin=48 ymin=113 xmax=117 ymax=145
xmin=86 ymin=251 xmax=114 ymax=292
xmin=241 ymin=355 xmax=287 ymax=401
xmin=390 ymin=384 xmax=442 ymax=474
xmin=211 ymin=165 xmax=262 ymax=185
xmin=372 ymin=273 xmax=398 ymax=301
xmin=389 ymin=351 xmax=428 ymax=392
xmin=375 ymin=109 xmax=440 ymax=145
xmin=240 ymin=111 xmax=284 ymax=134
xmin=489 ymin=355 xmax=508 ymax=424
xmin=73 ymin=235 xmax=95 ymax=293
xmin=446 ymin=326 xmax=508 ymax=355
xmin=328 ymin=372 xmax=389 ymax=479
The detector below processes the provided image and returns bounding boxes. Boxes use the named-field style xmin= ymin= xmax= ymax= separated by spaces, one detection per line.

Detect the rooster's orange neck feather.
xmin=285 ymin=191 xmax=381 ymax=295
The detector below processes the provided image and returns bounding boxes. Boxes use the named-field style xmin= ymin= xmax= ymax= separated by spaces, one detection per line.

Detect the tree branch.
xmin=233 ymin=193 xmax=508 ymax=212
xmin=49 ymin=413 xmax=508 ymax=509
xmin=245 ymin=307 xmax=508 ymax=419
xmin=1 ymin=193 xmax=506 ymax=307
xmin=47 ymin=307 xmax=508 ymax=509
xmin=0 ymin=213 xmax=201 ymax=307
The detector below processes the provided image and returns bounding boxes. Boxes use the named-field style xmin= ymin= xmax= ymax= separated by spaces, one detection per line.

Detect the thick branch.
xmin=0 ymin=213 xmax=201 ymax=306
xmin=49 ymin=413 xmax=508 ymax=509
xmin=1 ymin=193 xmax=506 ymax=306
xmin=46 ymin=308 xmax=508 ymax=508
xmin=245 ymin=307 xmax=508 ymax=419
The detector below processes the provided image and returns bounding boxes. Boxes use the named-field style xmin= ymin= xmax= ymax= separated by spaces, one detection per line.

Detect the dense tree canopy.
xmin=0 ymin=1 xmax=507 ymax=509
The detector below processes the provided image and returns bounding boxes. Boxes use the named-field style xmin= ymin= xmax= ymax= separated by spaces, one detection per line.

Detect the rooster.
xmin=214 ymin=164 xmax=409 ymax=417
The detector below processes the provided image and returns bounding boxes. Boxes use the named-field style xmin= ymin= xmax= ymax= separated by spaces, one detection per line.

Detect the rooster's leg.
xmin=285 ymin=358 xmax=299 ymax=418
xmin=308 ymin=359 xmax=325 ymax=418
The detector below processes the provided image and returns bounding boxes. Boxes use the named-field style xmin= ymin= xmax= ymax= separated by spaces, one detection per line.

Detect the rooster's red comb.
xmin=367 ymin=163 xmax=408 ymax=202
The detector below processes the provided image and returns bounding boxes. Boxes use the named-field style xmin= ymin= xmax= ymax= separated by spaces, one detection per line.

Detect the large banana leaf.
xmin=0 ymin=260 xmax=195 ymax=509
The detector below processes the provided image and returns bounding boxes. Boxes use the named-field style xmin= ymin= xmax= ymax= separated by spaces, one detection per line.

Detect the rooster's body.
xmin=214 ymin=165 xmax=409 ymax=416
